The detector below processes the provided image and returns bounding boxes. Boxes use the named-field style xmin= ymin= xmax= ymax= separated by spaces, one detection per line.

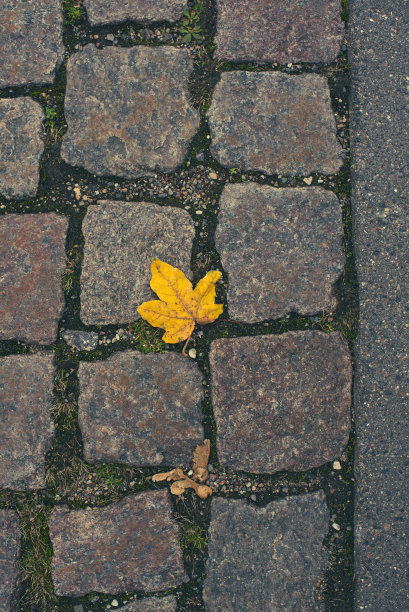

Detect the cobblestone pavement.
xmin=0 ymin=1 xmax=357 ymax=611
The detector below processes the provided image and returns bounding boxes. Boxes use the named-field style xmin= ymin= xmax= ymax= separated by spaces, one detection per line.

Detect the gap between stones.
xmin=0 ymin=0 xmax=357 ymax=609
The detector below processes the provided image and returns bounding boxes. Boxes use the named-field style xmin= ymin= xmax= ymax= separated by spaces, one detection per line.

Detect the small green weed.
xmin=179 ymin=3 xmax=204 ymax=43
xmin=45 ymin=107 xmax=57 ymax=121
xmin=64 ymin=1 xmax=83 ymax=23
xmin=128 ymin=320 xmax=166 ymax=353
xmin=341 ymin=0 xmax=348 ymax=24
xmin=180 ymin=523 xmax=207 ymax=550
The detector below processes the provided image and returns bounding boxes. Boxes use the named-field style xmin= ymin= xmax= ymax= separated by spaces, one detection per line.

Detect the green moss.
xmin=128 ymin=320 xmax=166 ymax=353
xmin=341 ymin=0 xmax=349 ymax=25
xmin=63 ymin=1 xmax=83 ymax=23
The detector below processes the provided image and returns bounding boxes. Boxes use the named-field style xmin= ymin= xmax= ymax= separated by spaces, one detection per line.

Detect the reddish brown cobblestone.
xmin=209 ymin=332 xmax=351 ymax=473
xmin=0 ymin=98 xmax=44 ymax=201
xmin=208 ymin=72 xmax=343 ymax=176
xmin=0 ymin=510 xmax=21 ymax=611
xmin=214 ymin=0 xmax=344 ymax=64
xmin=0 ymin=0 xmax=64 ymax=87
xmin=49 ymin=491 xmax=188 ymax=596
xmin=78 ymin=351 xmax=204 ymax=466
xmin=0 ymin=213 xmax=68 ymax=344
xmin=84 ymin=0 xmax=187 ymax=25
xmin=203 ymin=491 xmax=329 ymax=610
xmin=0 ymin=354 xmax=55 ymax=490
xmin=216 ymin=184 xmax=345 ymax=322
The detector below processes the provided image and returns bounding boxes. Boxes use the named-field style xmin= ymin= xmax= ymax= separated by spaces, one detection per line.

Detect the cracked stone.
xmin=0 ymin=510 xmax=21 ymax=611
xmin=207 ymin=72 xmax=343 ymax=176
xmin=84 ymin=0 xmax=187 ymax=25
xmin=80 ymin=200 xmax=195 ymax=325
xmin=61 ymin=45 xmax=199 ymax=178
xmin=214 ymin=0 xmax=344 ymax=64
xmin=203 ymin=491 xmax=329 ymax=611
xmin=121 ymin=596 xmax=177 ymax=611
xmin=216 ymin=184 xmax=345 ymax=322
xmin=78 ymin=351 xmax=204 ymax=466
xmin=0 ymin=0 xmax=64 ymax=87
xmin=0 ymin=98 xmax=44 ymax=200
xmin=209 ymin=332 xmax=352 ymax=473
xmin=49 ymin=491 xmax=188 ymax=596
xmin=0 ymin=354 xmax=55 ymax=489
xmin=0 ymin=213 xmax=68 ymax=343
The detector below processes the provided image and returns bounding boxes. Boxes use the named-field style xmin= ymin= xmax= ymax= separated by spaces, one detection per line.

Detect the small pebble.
xmin=333 ymin=460 xmax=342 ymax=470
xmin=332 ymin=522 xmax=341 ymax=531
xmin=188 ymin=348 xmax=197 ymax=359
xmin=303 ymin=176 xmax=313 ymax=185
xmin=209 ymin=172 xmax=218 ymax=180
xmin=111 ymin=600 xmax=119 ymax=608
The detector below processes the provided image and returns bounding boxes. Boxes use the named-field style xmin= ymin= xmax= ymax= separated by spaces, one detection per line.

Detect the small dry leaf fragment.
xmin=137 ymin=259 xmax=223 ymax=356
xmin=151 ymin=468 xmax=184 ymax=482
xmin=193 ymin=439 xmax=210 ymax=483
xmin=170 ymin=476 xmax=212 ymax=499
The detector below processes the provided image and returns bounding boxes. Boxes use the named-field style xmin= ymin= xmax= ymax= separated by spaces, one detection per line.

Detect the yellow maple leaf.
xmin=137 ymin=259 xmax=223 ymax=355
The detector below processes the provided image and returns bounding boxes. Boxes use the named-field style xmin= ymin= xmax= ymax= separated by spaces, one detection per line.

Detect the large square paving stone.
xmin=0 ymin=0 xmax=64 ymax=87
xmin=78 ymin=351 xmax=204 ymax=466
xmin=0 ymin=213 xmax=68 ymax=344
xmin=0 ymin=354 xmax=55 ymax=490
xmin=61 ymin=45 xmax=199 ymax=178
xmin=207 ymin=72 xmax=343 ymax=176
xmin=80 ymin=200 xmax=195 ymax=325
xmin=209 ymin=332 xmax=351 ymax=473
xmin=214 ymin=0 xmax=344 ymax=64
xmin=216 ymin=184 xmax=345 ymax=322
xmin=0 ymin=510 xmax=21 ymax=612
xmin=49 ymin=491 xmax=188 ymax=596
xmin=84 ymin=0 xmax=187 ymax=25
xmin=203 ymin=491 xmax=329 ymax=611
xmin=0 ymin=98 xmax=44 ymax=201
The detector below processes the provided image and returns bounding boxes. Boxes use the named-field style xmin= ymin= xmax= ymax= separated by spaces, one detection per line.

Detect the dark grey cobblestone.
xmin=80 ymin=200 xmax=195 ymax=325
xmin=0 ymin=0 xmax=64 ymax=87
xmin=0 ymin=354 xmax=55 ymax=490
xmin=216 ymin=184 xmax=345 ymax=322
xmin=203 ymin=491 xmax=329 ymax=611
xmin=0 ymin=98 xmax=44 ymax=201
xmin=78 ymin=351 xmax=204 ymax=466
xmin=208 ymin=72 xmax=343 ymax=176
xmin=49 ymin=491 xmax=188 ymax=596
xmin=84 ymin=0 xmax=187 ymax=26
xmin=61 ymin=45 xmax=199 ymax=178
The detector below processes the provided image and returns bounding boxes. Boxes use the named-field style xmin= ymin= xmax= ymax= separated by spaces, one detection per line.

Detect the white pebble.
xmin=209 ymin=172 xmax=218 ymax=180
xmin=333 ymin=460 xmax=342 ymax=470
xmin=111 ymin=600 xmax=119 ymax=608
xmin=188 ymin=348 xmax=197 ymax=359
xmin=303 ymin=176 xmax=313 ymax=185
xmin=332 ymin=522 xmax=341 ymax=531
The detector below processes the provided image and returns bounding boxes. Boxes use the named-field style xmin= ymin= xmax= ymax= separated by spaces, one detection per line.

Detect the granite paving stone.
xmin=0 ymin=213 xmax=68 ymax=344
xmin=49 ymin=491 xmax=188 ymax=596
xmin=121 ymin=596 xmax=176 ymax=612
xmin=203 ymin=491 xmax=329 ymax=611
xmin=0 ymin=98 xmax=44 ymax=201
xmin=0 ymin=0 xmax=64 ymax=87
xmin=61 ymin=45 xmax=199 ymax=178
xmin=84 ymin=0 xmax=187 ymax=26
xmin=0 ymin=354 xmax=55 ymax=490
xmin=78 ymin=351 xmax=204 ymax=466
xmin=214 ymin=0 xmax=344 ymax=64
xmin=216 ymin=184 xmax=344 ymax=322
xmin=0 ymin=510 xmax=21 ymax=612
xmin=209 ymin=332 xmax=351 ymax=473
xmin=80 ymin=200 xmax=195 ymax=325
xmin=207 ymin=72 xmax=343 ymax=176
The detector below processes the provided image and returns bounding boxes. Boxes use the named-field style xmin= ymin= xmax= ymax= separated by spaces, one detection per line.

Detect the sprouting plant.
xmin=230 ymin=168 xmax=239 ymax=176
xmin=64 ymin=1 xmax=82 ymax=23
xmin=45 ymin=107 xmax=57 ymax=121
xmin=179 ymin=3 xmax=204 ymax=43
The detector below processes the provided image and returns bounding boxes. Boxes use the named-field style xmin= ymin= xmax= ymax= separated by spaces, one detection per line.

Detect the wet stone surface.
xmin=209 ymin=332 xmax=351 ymax=473
xmin=214 ymin=0 xmax=344 ymax=64
xmin=0 ymin=510 xmax=21 ymax=611
xmin=61 ymin=45 xmax=199 ymax=178
xmin=121 ymin=596 xmax=177 ymax=611
xmin=78 ymin=351 xmax=204 ymax=466
xmin=208 ymin=72 xmax=343 ymax=176
xmin=216 ymin=184 xmax=345 ymax=322
xmin=49 ymin=491 xmax=188 ymax=596
xmin=62 ymin=329 xmax=99 ymax=351
xmin=203 ymin=491 xmax=329 ymax=611
xmin=0 ymin=213 xmax=68 ymax=344
xmin=0 ymin=0 xmax=64 ymax=87
xmin=0 ymin=354 xmax=55 ymax=490
xmin=84 ymin=0 xmax=187 ymax=26
xmin=80 ymin=200 xmax=195 ymax=325
xmin=0 ymin=98 xmax=44 ymax=201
